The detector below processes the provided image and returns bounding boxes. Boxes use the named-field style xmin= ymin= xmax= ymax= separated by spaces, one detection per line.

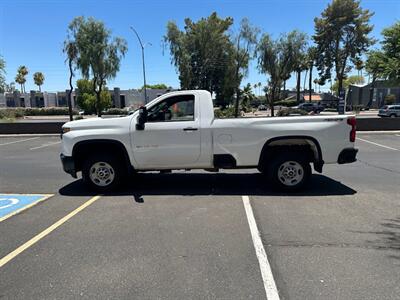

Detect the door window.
xmin=147 ymin=95 xmax=195 ymax=122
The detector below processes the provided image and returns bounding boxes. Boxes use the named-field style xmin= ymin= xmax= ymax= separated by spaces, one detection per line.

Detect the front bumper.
xmin=337 ymin=148 xmax=358 ymax=164
xmin=60 ymin=154 xmax=77 ymax=178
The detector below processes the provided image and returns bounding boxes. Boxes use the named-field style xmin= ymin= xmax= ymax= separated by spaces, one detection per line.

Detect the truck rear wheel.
xmin=267 ymin=153 xmax=311 ymax=191
xmin=82 ymin=154 xmax=124 ymax=192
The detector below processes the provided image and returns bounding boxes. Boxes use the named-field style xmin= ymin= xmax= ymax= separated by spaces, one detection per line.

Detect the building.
xmin=0 ymin=87 xmax=173 ymax=109
xmin=347 ymin=80 xmax=400 ymax=109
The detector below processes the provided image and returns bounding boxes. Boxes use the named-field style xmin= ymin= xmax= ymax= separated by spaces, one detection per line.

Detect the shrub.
xmin=0 ymin=107 xmax=79 ymax=119
xmin=102 ymin=108 xmax=129 ymax=115
xmin=276 ymin=108 xmax=308 ymax=117
xmin=385 ymin=94 xmax=396 ymax=105
xmin=214 ymin=106 xmax=236 ymax=118
xmin=274 ymin=99 xmax=298 ymax=107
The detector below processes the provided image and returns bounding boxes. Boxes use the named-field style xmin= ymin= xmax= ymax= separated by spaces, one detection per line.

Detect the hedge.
xmin=0 ymin=107 xmax=79 ymax=119
xmin=274 ymin=99 xmax=298 ymax=107
xmin=276 ymin=108 xmax=308 ymax=116
xmin=102 ymin=108 xmax=129 ymax=115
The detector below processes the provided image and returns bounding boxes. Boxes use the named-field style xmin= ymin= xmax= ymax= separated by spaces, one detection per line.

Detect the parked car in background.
xmin=258 ymin=104 xmax=267 ymax=111
xmin=294 ymin=102 xmax=325 ymax=113
xmin=378 ymin=105 xmax=400 ymax=118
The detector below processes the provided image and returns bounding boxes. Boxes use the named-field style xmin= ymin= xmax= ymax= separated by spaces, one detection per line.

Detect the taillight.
xmin=347 ymin=117 xmax=356 ymax=142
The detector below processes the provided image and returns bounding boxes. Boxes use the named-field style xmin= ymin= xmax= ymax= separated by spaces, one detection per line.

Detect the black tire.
xmin=266 ymin=152 xmax=311 ymax=191
xmin=82 ymin=153 xmax=125 ymax=192
xmin=390 ymin=114 xmax=396 ymax=118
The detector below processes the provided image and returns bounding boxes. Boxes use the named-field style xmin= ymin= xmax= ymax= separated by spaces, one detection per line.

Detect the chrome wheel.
xmin=277 ymin=161 xmax=304 ymax=186
xmin=89 ymin=162 xmax=115 ymax=187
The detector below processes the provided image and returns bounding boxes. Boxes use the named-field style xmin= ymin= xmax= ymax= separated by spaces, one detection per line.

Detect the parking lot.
xmin=0 ymin=133 xmax=399 ymax=300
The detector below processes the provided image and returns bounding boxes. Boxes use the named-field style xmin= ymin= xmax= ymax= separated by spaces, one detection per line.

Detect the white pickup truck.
xmin=60 ymin=90 xmax=358 ymax=192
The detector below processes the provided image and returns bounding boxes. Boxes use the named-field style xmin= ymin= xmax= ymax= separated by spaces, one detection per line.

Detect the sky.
xmin=0 ymin=0 xmax=399 ymax=93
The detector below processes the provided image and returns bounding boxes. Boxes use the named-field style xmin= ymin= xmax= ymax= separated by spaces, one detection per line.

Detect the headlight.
xmin=62 ymin=127 xmax=71 ymax=134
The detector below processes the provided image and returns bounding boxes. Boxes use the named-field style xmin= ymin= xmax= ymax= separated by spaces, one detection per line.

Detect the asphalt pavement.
xmin=0 ymin=133 xmax=399 ymax=299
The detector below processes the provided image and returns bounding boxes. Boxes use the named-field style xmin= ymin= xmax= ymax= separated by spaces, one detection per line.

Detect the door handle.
xmin=183 ymin=127 xmax=198 ymax=131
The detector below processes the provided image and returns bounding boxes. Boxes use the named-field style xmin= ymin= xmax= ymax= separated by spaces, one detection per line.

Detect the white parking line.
xmin=0 ymin=137 xmax=40 ymax=146
xmin=357 ymin=137 xmax=399 ymax=151
xmin=242 ymin=196 xmax=280 ymax=300
xmin=30 ymin=141 xmax=61 ymax=150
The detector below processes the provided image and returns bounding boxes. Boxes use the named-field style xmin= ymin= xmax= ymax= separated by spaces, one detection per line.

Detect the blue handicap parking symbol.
xmin=0 ymin=194 xmax=53 ymax=222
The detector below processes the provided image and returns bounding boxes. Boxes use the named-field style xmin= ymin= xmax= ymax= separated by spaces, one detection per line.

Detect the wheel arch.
xmin=72 ymin=139 xmax=132 ymax=173
xmin=258 ymin=136 xmax=324 ymax=173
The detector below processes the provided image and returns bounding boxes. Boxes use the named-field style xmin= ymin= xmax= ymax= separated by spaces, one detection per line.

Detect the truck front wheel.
xmin=82 ymin=154 xmax=124 ymax=192
xmin=267 ymin=153 xmax=311 ymax=191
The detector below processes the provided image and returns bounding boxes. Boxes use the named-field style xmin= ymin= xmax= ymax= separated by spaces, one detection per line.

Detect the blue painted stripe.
xmin=0 ymin=194 xmax=51 ymax=220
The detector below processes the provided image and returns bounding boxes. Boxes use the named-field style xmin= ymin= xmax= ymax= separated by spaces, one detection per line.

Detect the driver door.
xmin=131 ymin=94 xmax=201 ymax=169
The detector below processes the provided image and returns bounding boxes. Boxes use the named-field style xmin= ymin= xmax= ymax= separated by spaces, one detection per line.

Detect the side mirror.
xmin=136 ymin=106 xmax=148 ymax=130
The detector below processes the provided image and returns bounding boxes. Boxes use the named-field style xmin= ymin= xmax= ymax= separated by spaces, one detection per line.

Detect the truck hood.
xmin=62 ymin=116 xmax=132 ymax=131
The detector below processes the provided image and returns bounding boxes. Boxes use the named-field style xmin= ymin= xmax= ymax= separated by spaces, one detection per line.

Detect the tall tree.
xmin=0 ymin=55 xmax=6 ymax=93
xmin=313 ymin=0 xmax=374 ymax=95
xmin=33 ymin=72 xmax=45 ymax=92
xmin=354 ymin=59 xmax=364 ymax=77
xmin=63 ymin=40 xmax=78 ymax=121
xmin=232 ymin=18 xmax=259 ymax=117
xmin=287 ymin=30 xmax=308 ymax=104
xmin=67 ymin=16 xmax=127 ymax=116
xmin=164 ymin=12 xmax=236 ymax=106
xmin=15 ymin=73 xmax=26 ymax=93
xmin=366 ymin=21 xmax=400 ymax=83
xmin=306 ymin=46 xmax=318 ymax=102
xmin=257 ymin=33 xmax=292 ymax=117
xmin=16 ymin=65 xmax=28 ymax=93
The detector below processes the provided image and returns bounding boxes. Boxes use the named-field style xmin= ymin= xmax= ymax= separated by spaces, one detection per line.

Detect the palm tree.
xmin=15 ymin=73 xmax=26 ymax=93
xmin=33 ymin=72 xmax=45 ymax=92
xmin=16 ymin=66 xmax=28 ymax=93
xmin=355 ymin=59 xmax=364 ymax=77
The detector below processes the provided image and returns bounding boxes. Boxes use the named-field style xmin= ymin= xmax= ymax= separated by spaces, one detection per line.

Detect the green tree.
xmin=142 ymin=83 xmax=169 ymax=90
xmin=0 ymin=55 xmax=6 ymax=93
xmin=365 ymin=50 xmax=386 ymax=82
xmin=164 ymin=12 xmax=236 ymax=106
xmin=15 ymin=73 xmax=26 ymax=93
xmin=240 ymin=83 xmax=256 ymax=112
xmin=67 ymin=16 xmax=127 ymax=116
xmin=232 ymin=18 xmax=259 ymax=117
xmin=313 ymin=0 xmax=374 ymax=94
xmin=354 ymin=59 xmax=364 ymax=77
xmin=76 ymin=78 xmax=112 ymax=113
xmin=331 ymin=75 xmax=365 ymax=94
xmin=381 ymin=21 xmax=400 ymax=82
xmin=306 ymin=46 xmax=318 ymax=102
xmin=366 ymin=22 xmax=400 ymax=84
xmin=15 ymin=65 xmax=28 ymax=93
xmin=33 ymin=72 xmax=45 ymax=92
xmin=257 ymin=33 xmax=292 ymax=117
xmin=287 ymin=30 xmax=308 ymax=104
xmin=63 ymin=41 xmax=78 ymax=121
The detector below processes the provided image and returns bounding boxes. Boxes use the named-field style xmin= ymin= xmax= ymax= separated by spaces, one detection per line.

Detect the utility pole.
xmin=130 ymin=27 xmax=151 ymax=103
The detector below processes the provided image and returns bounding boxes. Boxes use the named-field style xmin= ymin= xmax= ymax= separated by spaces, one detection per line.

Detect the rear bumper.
xmin=60 ymin=153 xmax=77 ymax=178
xmin=337 ymin=148 xmax=358 ymax=164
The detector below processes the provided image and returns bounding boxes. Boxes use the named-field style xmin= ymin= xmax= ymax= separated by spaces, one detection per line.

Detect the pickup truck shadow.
xmin=59 ymin=172 xmax=356 ymax=198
